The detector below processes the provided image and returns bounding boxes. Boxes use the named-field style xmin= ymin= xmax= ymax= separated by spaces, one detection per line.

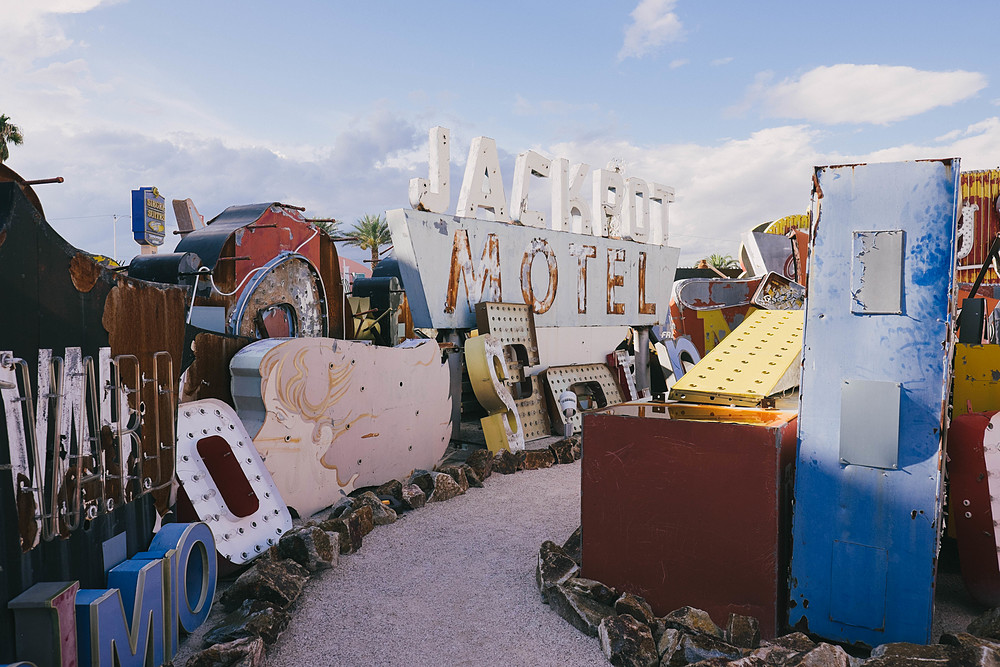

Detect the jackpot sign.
xmin=390 ymin=127 xmax=681 ymax=329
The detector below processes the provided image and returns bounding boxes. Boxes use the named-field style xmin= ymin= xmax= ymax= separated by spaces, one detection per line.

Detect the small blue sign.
xmin=131 ymin=186 xmax=166 ymax=246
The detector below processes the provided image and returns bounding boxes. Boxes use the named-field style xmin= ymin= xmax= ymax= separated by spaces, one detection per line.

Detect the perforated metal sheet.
xmin=543 ymin=364 xmax=624 ymax=434
xmin=475 ymin=302 xmax=540 ymax=365
xmin=668 ymin=309 xmax=803 ymax=407
xmin=517 ymin=376 xmax=552 ymax=440
xmin=475 ymin=302 xmax=550 ymax=440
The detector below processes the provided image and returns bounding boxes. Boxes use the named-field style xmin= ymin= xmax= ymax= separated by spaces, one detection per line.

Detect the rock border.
xmin=184 ymin=437 xmax=581 ymax=666
xmin=537 ymin=527 xmax=1000 ymax=667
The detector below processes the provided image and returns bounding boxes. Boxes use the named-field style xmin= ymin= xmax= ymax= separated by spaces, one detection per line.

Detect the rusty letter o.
xmin=520 ymin=238 xmax=558 ymax=314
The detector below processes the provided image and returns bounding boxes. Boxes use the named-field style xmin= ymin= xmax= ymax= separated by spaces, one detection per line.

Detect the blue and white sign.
xmin=131 ymin=186 xmax=166 ymax=246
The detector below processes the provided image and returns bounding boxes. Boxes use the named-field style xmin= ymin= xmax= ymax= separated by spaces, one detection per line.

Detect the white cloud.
xmin=747 ymin=64 xmax=987 ymax=125
xmin=11 ymin=110 xmax=426 ymax=262
xmin=669 ymin=59 xmax=689 ymax=69
xmin=618 ymin=0 xmax=684 ymax=61
xmin=711 ymin=57 xmax=734 ymax=66
xmin=862 ymin=117 xmax=1000 ymax=170
xmin=547 ymin=125 xmax=821 ymax=265
xmin=544 ymin=115 xmax=1000 ymax=266
xmin=4 ymin=0 xmax=122 ymax=64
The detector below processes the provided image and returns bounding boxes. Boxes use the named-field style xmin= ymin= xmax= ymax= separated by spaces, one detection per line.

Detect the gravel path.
xmin=262 ymin=459 xmax=606 ymax=667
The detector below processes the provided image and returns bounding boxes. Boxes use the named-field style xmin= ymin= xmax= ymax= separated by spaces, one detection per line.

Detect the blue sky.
xmin=4 ymin=0 xmax=1000 ymax=265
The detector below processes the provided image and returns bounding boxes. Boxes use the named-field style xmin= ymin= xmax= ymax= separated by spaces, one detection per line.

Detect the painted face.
xmin=255 ymin=342 xmax=359 ymax=504
xmin=250 ymin=338 xmax=452 ymax=518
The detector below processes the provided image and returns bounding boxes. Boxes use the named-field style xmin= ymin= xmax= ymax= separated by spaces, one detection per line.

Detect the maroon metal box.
xmin=581 ymin=403 xmax=797 ymax=638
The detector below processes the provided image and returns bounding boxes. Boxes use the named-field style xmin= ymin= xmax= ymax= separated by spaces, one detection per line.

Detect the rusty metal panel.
xmin=957 ymin=170 xmax=1000 ymax=285
xmin=175 ymin=203 xmax=344 ymax=341
xmin=581 ymin=404 xmax=797 ymax=638
xmin=668 ymin=310 xmax=803 ymax=407
xmin=0 ymin=182 xmax=187 ymax=660
xmin=387 ymin=208 xmax=679 ymax=329
xmin=945 ymin=411 xmax=1000 ymax=606
xmin=789 ymin=159 xmax=960 ymax=645
xmin=230 ymin=337 xmax=452 ymax=518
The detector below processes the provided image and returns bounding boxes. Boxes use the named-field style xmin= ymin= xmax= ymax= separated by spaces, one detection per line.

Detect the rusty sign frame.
xmin=788 ymin=159 xmax=960 ymax=645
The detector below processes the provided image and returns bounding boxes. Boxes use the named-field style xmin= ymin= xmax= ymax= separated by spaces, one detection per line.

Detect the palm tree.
xmin=308 ymin=218 xmax=340 ymax=238
xmin=0 ymin=114 xmax=23 ymax=163
xmin=347 ymin=213 xmax=392 ymax=269
xmin=707 ymin=253 xmax=740 ymax=270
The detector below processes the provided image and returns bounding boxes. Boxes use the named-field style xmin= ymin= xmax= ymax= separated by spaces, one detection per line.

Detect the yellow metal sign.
xmin=953 ymin=344 xmax=1000 ymax=417
xmin=668 ymin=309 xmax=804 ymax=407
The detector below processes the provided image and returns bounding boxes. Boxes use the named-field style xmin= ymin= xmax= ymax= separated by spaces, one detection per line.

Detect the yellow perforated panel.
xmin=668 ymin=309 xmax=804 ymax=407
xmin=476 ymin=302 xmax=550 ymax=440
xmin=543 ymin=364 xmax=625 ymax=434
xmin=475 ymin=302 xmax=540 ymax=365
xmin=516 ymin=376 xmax=552 ymax=440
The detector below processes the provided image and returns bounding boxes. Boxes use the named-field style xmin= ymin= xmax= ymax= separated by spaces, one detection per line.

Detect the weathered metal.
xmin=581 ymin=403 xmax=797 ymax=638
xmin=541 ymin=364 xmax=624 ymax=434
xmin=957 ymin=169 xmax=1000 ymax=285
xmin=228 ymin=252 xmax=327 ymax=338
xmin=668 ymin=310 xmax=803 ymax=407
xmin=387 ymin=208 xmax=679 ymax=330
xmin=947 ymin=410 xmax=1000 ymax=607
xmin=0 ymin=181 xmax=189 ymax=660
xmin=229 ymin=337 xmax=452 ymax=518
xmin=668 ymin=277 xmax=763 ymax=357
xmin=465 ymin=333 xmax=526 ymax=452
xmin=789 ymin=159 xmax=960 ymax=645
xmin=474 ymin=302 xmax=552 ymax=440
xmin=953 ymin=344 xmax=1000 ymax=417
xmin=751 ymin=272 xmax=805 ymax=310
xmin=740 ymin=231 xmax=795 ymax=279
xmin=174 ymin=202 xmax=346 ymax=339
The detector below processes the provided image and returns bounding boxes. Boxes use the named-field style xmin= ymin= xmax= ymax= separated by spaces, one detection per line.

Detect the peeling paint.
xmin=520 ymin=237 xmax=557 ymax=313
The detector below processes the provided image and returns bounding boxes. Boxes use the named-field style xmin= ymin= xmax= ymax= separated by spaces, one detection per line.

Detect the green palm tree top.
xmin=346 ymin=213 xmax=392 ymax=268
xmin=707 ymin=253 xmax=740 ymax=270
xmin=0 ymin=114 xmax=24 ymax=163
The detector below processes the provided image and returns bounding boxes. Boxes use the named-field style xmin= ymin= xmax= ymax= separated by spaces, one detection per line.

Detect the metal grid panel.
xmin=475 ymin=302 xmax=550 ymax=440
xmin=668 ymin=310 xmax=803 ymax=407
xmin=475 ymin=302 xmax=540 ymax=365
xmin=516 ymin=376 xmax=552 ymax=440
xmin=543 ymin=364 xmax=624 ymax=433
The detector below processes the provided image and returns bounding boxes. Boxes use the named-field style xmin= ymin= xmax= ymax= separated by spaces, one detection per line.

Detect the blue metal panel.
xmin=789 ymin=159 xmax=959 ymax=645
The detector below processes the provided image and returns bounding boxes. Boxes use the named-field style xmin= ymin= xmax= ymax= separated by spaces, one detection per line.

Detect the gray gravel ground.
xmin=262 ymin=459 xmax=606 ymax=667
xmin=172 ymin=451 xmax=986 ymax=666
